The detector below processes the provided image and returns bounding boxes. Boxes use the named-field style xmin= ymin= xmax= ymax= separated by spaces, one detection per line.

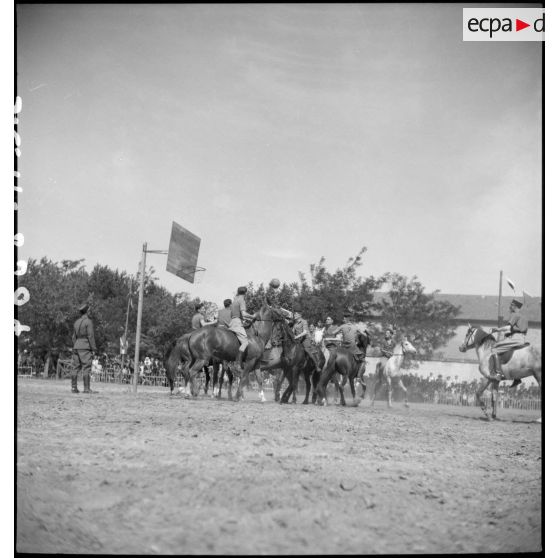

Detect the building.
xmin=364 ymin=293 xmax=542 ymax=385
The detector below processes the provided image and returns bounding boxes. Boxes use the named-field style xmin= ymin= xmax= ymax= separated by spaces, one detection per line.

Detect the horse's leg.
xmin=397 ymin=378 xmax=409 ymax=408
xmin=335 ymin=373 xmax=347 ymax=407
xmin=475 ymin=378 xmax=492 ymax=420
xmin=226 ymin=366 xmax=233 ymax=401
xmin=203 ymin=366 xmax=210 ymax=395
xmin=491 ymin=381 xmax=500 ymax=420
xmin=188 ymin=359 xmax=207 ymax=398
xmin=254 ymin=367 xmax=266 ymax=402
xmin=274 ymin=370 xmax=283 ymax=402
xmin=212 ymin=364 xmax=220 ymax=398
xmin=234 ymin=358 xmax=256 ymax=401
xmin=386 ymin=376 xmax=393 ymax=408
xmin=281 ymin=367 xmax=296 ymax=405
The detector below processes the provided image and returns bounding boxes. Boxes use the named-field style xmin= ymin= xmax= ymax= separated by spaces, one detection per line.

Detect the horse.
xmin=366 ymin=336 xmax=417 ymax=408
xmin=458 ymin=325 xmax=542 ymax=421
xmin=258 ymin=317 xmax=323 ymax=405
xmin=166 ymin=301 xmax=286 ymax=402
xmin=164 ymin=334 xmax=234 ymax=399
xmin=315 ymin=331 xmax=371 ymax=406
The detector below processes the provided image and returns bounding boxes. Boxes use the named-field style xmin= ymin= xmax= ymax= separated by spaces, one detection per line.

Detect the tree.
xmin=372 ymin=273 xmax=460 ymax=360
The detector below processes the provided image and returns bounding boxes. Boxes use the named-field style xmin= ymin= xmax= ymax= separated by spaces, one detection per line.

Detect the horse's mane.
xmin=475 ymin=327 xmax=496 ymax=348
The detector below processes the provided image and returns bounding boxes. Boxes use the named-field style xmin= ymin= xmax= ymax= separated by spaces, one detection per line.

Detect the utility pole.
xmin=133 ymin=242 xmax=147 ymax=393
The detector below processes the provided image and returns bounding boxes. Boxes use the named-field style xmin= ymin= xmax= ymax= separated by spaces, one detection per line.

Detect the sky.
xmin=15 ymin=3 xmax=543 ymax=305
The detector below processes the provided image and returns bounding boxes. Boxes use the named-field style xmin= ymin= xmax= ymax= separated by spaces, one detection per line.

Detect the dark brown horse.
xmin=165 ymin=301 xmax=285 ymax=401
xmin=259 ymin=318 xmax=324 ymax=404
xmin=315 ymin=331 xmax=370 ymax=406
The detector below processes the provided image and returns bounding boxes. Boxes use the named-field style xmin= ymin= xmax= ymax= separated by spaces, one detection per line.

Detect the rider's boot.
xmin=488 ymin=353 xmax=505 ymax=381
xmin=83 ymin=373 xmax=98 ymax=394
xmin=71 ymin=375 xmax=79 ymax=393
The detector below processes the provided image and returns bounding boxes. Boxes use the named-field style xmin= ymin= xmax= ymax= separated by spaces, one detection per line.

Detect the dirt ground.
xmin=16 ymin=378 xmax=542 ymax=555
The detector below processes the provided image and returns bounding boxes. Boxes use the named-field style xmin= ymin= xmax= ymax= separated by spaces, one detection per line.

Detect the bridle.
xmin=459 ymin=325 xmax=477 ymax=352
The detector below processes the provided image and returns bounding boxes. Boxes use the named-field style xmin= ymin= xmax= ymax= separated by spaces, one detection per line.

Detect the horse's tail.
xmin=164 ymin=333 xmax=192 ymax=392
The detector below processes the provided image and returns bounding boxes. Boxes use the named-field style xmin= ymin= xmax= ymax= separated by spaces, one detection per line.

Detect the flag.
xmin=120 ymin=335 xmax=128 ymax=355
xmin=522 ymin=290 xmax=533 ymax=298
xmin=505 ymin=276 xmax=516 ymax=291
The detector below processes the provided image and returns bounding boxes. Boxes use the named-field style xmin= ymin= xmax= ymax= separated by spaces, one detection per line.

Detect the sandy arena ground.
xmin=16 ymin=378 xmax=542 ymax=555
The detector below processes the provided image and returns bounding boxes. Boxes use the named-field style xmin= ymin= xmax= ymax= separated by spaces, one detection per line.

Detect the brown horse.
xmin=259 ymin=317 xmax=323 ymax=404
xmin=458 ymin=325 xmax=542 ymax=421
xmin=165 ymin=302 xmax=286 ymax=401
xmin=315 ymin=331 xmax=370 ymax=406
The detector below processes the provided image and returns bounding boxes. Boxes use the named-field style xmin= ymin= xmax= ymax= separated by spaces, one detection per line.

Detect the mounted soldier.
xmin=229 ymin=286 xmax=257 ymax=372
xmin=376 ymin=325 xmax=395 ymax=376
xmin=325 ymin=312 xmax=367 ymax=387
xmin=291 ymin=305 xmax=323 ymax=375
xmin=488 ymin=299 xmax=529 ymax=381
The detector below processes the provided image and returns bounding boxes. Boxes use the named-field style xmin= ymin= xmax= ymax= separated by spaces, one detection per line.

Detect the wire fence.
xmin=17 ymin=366 xmax=541 ymax=411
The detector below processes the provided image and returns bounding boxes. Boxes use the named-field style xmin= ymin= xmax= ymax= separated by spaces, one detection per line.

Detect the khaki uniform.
xmin=229 ymin=295 xmax=249 ymax=351
xmin=72 ymin=314 xmax=97 ymax=387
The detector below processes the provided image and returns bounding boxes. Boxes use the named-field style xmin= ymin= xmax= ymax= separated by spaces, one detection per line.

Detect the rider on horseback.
xmin=488 ymin=299 xmax=529 ymax=381
xmin=325 ymin=312 xmax=366 ymax=387
xmin=229 ymin=286 xmax=256 ymax=372
xmin=376 ymin=325 xmax=395 ymax=376
xmin=292 ymin=306 xmax=323 ymax=374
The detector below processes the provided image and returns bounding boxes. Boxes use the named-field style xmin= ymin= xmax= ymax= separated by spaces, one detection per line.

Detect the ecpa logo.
xmin=463 ymin=8 xmax=544 ymax=41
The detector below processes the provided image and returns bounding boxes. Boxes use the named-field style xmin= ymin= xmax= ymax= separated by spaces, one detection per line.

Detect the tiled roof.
xmin=433 ymin=293 xmax=542 ymax=323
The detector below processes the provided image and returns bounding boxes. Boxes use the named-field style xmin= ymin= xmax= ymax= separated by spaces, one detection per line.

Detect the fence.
xmin=17 ymin=366 xmax=37 ymax=378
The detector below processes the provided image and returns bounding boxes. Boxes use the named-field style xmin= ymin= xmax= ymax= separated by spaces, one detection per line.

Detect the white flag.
xmin=505 ymin=277 xmax=516 ymax=291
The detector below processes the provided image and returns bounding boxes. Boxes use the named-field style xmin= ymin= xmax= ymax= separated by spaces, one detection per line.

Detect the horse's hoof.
xmin=302 ymin=401 xmax=309 ymax=405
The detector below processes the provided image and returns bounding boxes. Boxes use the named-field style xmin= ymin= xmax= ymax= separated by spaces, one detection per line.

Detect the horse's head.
xmin=458 ymin=324 xmax=492 ymax=352
xmin=401 ymin=336 xmax=417 ymax=355
xmin=357 ymin=329 xmax=371 ymax=352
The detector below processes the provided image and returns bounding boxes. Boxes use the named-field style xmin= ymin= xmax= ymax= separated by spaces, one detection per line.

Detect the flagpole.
xmin=133 ymin=242 xmax=147 ymax=394
xmin=497 ymin=270 xmax=503 ymax=333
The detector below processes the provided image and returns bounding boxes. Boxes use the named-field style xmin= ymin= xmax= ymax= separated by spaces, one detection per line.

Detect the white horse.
xmin=366 ymin=337 xmax=417 ymax=408
xmin=458 ymin=325 xmax=542 ymax=421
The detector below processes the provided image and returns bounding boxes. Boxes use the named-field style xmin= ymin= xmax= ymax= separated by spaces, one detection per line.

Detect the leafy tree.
xmin=372 ymin=272 xmax=460 ymax=360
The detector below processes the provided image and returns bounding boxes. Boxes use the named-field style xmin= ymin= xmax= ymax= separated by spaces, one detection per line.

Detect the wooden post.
xmin=133 ymin=243 xmax=147 ymax=394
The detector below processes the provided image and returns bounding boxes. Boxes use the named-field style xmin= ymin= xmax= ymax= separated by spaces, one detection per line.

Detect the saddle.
xmin=490 ymin=343 xmax=530 ymax=370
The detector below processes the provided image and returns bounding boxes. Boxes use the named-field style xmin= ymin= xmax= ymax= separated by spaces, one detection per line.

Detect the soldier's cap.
xmin=343 ymin=311 xmax=352 ymax=318
xmin=79 ymin=303 xmax=89 ymax=314
xmin=223 ymin=299 xmax=232 ymax=306
xmin=237 ymin=286 xmax=247 ymax=295
xmin=511 ymin=299 xmax=523 ymax=309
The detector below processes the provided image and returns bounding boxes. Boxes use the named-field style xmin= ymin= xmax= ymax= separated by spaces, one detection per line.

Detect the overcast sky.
xmin=16 ymin=3 xmax=542 ymax=305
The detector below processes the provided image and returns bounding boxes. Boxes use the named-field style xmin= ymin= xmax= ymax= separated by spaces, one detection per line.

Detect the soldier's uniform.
xmin=217 ymin=300 xmax=232 ymax=327
xmin=71 ymin=304 xmax=97 ymax=394
xmin=376 ymin=328 xmax=395 ymax=375
xmin=191 ymin=312 xmax=204 ymax=330
xmin=229 ymin=287 xmax=256 ymax=370
xmin=329 ymin=314 xmax=366 ymax=384
xmin=292 ymin=313 xmax=322 ymax=373
xmin=490 ymin=299 xmax=529 ymax=380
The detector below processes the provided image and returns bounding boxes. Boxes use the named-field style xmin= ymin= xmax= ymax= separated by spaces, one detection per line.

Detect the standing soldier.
xmin=229 ymin=286 xmax=256 ymax=372
xmin=71 ymin=303 xmax=98 ymax=394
